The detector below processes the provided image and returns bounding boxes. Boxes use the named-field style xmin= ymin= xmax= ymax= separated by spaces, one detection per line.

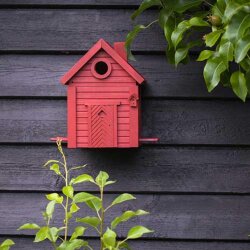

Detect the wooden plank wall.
xmin=0 ymin=1 xmax=250 ymax=249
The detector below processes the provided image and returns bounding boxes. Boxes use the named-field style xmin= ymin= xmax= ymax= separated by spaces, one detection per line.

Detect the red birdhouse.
xmin=52 ymin=39 xmax=158 ymax=148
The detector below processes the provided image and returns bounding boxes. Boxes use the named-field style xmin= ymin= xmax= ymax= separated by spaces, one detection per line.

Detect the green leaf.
xmin=175 ymin=47 xmax=189 ymax=66
xmin=127 ymin=226 xmax=153 ymax=239
xmin=34 ymin=226 xmax=49 ymax=242
xmin=44 ymin=159 xmax=60 ymax=167
xmin=46 ymin=193 xmax=63 ymax=204
xmin=224 ymin=1 xmax=250 ymax=22
xmin=240 ymin=57 xmax=250 ymax=71
xmin=166 ymin=47 xmax=176 ymax=64
xmin=236 ymin=12 xmax=250 ymax=38
xmin=205 ymin=30 xmax=224 ymax=47
xmin=219 ymin=70 xmax=231 ymax=87
xmin=131 ymin=0 xmax=161 ymax=20
xmin=171 ymin=17 xmax=209 ymax=48
xmin=73 ymin=192 xmax=97 ymax=203
xmin=125 ymin=24 xmax=149 ymax=61
xmin=18 ymin=223 xmax=40 ymax=230
xmin=76 ymin=216 xmax=100 ymax=229
xmin=235 ymin=34 xmax=250 ymax=63
xmin=58 ymin=239 xmax=88 ymax=250
xmin=62 ymin=186 xmax=74 ymax=199
xmin=111 ymin=210 xmax=149 ymax=230
xmin=212 ymin=0 xmax=226 ymax=18
xmin=47 ymin=227 xmax=59 ymax=243
xmin=0 ymin=239 xmax=15 ymax=250
xmin=197 ymin=50 xmax=214 ymax=61
xmin=67 ymin=211 xmax=73 ymax=220
xmin=105 ymin=180 xmax=116 ymax=186
xmin=95 ymin=171 xmax=109 ymax=188
xmin=117 ymin=241 xmax=132 ymax=250
xmin=167 ymin=0 xmax=203 ymax=13
xmin=102 ymin=228 xmax=116 ymax=248
xmin=246 ymin=70 xmax=250 ymax=90
xmin=188 ymin=16 xmax=208 ymax=26
xmin=204 ymin=57 xmax=227 ymax=92
xmin=50 ymin=163 xmax=61 ymax=175
xmin=46 ymin=200 xmax=56 ymax=219
xmin=69 ymin=164 xmax=87 ymax=171
xmin=218 ymin=41 xmax=234 ymax=62
xmin=70 ymin=174 xmax=95 ymax=185
xmin=164 ymin=16 xmax=175 ymax=49
xmin=70 ymin=203 xmax=80 ymax=214
xmin=111 ymin=193 xmax=136 ymax=207
xmin=70 ymin=226 xmax=86 ymax=241
xmin=159 ymin=8 xmax=172 ymax=29
xmin=171 ymin=20 xmax=190 ymax=49
xmin=223 ymin=10 xmax=250 ymax=43
xmin=85 ymin=197 xmax=102 ymax=212
xmin=230 ymin=71 xmax=248 ymax=101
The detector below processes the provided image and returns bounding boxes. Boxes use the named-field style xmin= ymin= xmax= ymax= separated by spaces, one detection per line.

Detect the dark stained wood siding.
xmin=0 ymin=1 xmax=249 ymax=249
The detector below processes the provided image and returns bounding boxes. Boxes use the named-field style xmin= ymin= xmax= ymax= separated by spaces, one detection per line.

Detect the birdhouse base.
xmin=50 ymin=137 xmax=159 ymax=147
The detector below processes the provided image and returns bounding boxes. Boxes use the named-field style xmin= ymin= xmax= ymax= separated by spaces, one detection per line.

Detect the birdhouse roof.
xmin=60 ymin=39 xmax=144 ymax=85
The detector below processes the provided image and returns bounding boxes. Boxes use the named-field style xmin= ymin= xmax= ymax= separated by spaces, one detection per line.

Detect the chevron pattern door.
xmin=88 ymin=105 xmax=117 ymax=147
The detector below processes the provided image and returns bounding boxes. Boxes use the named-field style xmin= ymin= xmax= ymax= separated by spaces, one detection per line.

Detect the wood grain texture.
xmin=1 ymin=192 xmax=250 ymax=240
xmin=0 ymin=237 xmax=249 ymax=250
xmin=0 ymin=0 xmax=141 ymax=6
xmin=0 ymin=99 xmax=250 ymax=145
xmin=0 ymin=145 xmax=250 ymax=193
xmin=0 ymin=55 xmax=234 ymax=98
xmin=0 ymin=9 xmax=164 ymax=51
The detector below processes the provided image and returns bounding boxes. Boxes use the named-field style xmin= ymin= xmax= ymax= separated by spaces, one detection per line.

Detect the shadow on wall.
xmin=78 ymin=147 xmax=142 ymax=171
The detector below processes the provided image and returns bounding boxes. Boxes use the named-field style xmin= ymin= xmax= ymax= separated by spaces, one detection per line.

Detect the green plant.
xmin=18 ymin=139 xmax=152 ymax=250
xmin=74 ymin=172 xmax=152 ymax=250
xmin=126 ymin=0 xmax=250 ymax=101
xmin=0 ymin=239 xmax=14 ymax=250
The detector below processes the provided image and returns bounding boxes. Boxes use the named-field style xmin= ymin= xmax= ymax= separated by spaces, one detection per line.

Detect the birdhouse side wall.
xmin=67 ymin=51 xmax=139 ymax=148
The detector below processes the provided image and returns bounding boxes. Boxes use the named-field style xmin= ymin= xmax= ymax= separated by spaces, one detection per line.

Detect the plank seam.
xmin=0 ymin=5 xmax=140 ymax=10
xmin=1 ymin=190 xmax=250 ymax=196
xmin=0 ymin=234 xmax=249 ymax=242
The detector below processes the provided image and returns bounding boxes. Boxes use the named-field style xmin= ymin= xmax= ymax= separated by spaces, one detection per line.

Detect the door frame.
xmin=83 ymin=101 xmax=120 ymax=148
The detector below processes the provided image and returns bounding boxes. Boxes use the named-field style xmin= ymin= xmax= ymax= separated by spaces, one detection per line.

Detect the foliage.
xmin=19 ymin=139 xmax=152 ymax=250
xmin=126 ymin=0 xmax=250 ymax=101
xmin=0 ymin=239 xmax=15 ymax=250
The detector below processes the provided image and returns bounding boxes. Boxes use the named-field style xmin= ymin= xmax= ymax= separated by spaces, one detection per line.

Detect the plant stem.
xmin=160 ymin=0 xmax=166 ymax=8
xmin=116 ymin=238 xmax=128 ymax=248
xmin=87 ymin=245 xmax=94 ymax=250
xmin=100 ymin=187 xmax=104 ymax=250
xmin=57 ymin=140 xmax=69 ymax=242
xmin=145 ymin=19 xmax=158 ymax=29
xmin=203 ymin=0 xmax=213 ymax=7
xmin=63 ymin=153 xmax=69 ymax=241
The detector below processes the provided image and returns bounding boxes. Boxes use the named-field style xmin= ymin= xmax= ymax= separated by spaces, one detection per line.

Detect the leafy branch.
xmin=18 ymin=139 xmax=89 ymax=250
xmin=18 ymin=139 xmax=153 ymax=250
xmin=74 ymin=171 xmax=153 ymax=250
xmin=126 ymin=0 xmax=250 ymax=101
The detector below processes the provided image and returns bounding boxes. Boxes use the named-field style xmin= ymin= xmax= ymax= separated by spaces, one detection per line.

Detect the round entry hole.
xmin=91 ymin=58 xmax=112 ymax=79
xmin=95 ymin=61 xmax=108 ymax=75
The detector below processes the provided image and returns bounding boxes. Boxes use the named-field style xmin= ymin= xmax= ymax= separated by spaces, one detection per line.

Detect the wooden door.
xmin=88 ymin=104 xmax=117 ymax=147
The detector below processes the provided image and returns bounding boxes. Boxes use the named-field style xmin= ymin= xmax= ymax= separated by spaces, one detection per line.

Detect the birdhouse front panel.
xmin=59 ymin=39 xmax=145 ymax=148
xmin=55 ymin=39 xmax=158 ymax=148
xmin=68 ymin=50 xmax=139 ymax=148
